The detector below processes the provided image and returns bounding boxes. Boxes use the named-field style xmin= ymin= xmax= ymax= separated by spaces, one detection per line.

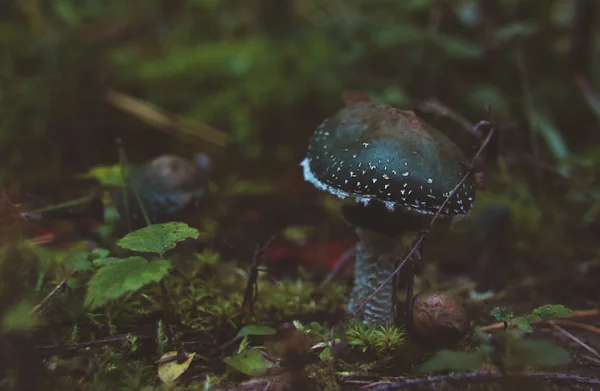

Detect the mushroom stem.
xmin=348 ymin=227 xmax=405 ymax=326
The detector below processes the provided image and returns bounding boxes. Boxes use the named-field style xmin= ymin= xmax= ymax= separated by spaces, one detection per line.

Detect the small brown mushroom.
xmin=411 ymin=291 xmax=469 ymax=347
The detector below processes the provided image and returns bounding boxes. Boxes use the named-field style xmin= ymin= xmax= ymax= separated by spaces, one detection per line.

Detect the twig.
xmin=26 ymin=194 xmax=96 ymax=215
xmin=361 ymin=370 xmax=600 ymax=390
xmin=552 ymin=319 xmax=600 ymax=335
xmin=35 ymin=334 xmax=151 ymax=355
xmin=480 ymin=309 xmax=599 ymax=332
xmin=30 ymin=273 xmax=71 ymax=314
xmin=321 ymin=247 xmax=355 ymax=285
xmin=580 ymin=354 xmax=600 ymax=366
xmin=241 ymin=235 xmax=277 ymax=315
xmin=356 ymin=125 xmax=496 ymax=316
xmin=549 ymin=320 xmax=600 ymax=359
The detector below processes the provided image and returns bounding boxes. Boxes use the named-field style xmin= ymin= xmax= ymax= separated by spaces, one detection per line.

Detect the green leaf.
xmin=492 ymin=22 xmax=539 ymax=45
xmin=91 ymin=248 xmax=111 ymax=259
xmin=513 ymin=316 xmax=536 ymax=333
xmin=93 ymin=257 xmax=122 ymax=267
xmin=85 ymin=256 xmax=172 ymax=309
xmin=490 ymin=307 xmax=514 ymax=323
xmin=117 ymin=222 xmax=200 ymax=255
xmin=2 ymin=301 xmax=39 ymax=332
xmin=419 ymin=350 xmax=487 ymax=373
xmin=223 ymin=349 xmax=267 ymax=377
xmin=78 ymin=165 xmax=124 ymax=187
xmin=235 ymin=325 xmax=277 ymax=340
xmin=531 ymin=111 xmax=571 ymax=177
xmin=158 ymin=351 xmax=196 ymax=384
xmin=319 ymin=346 xmax=333 ymax=363
xmin=531 ymin=304 xmax=572 ymax=320
xmin=577 ymin=76 xmax=600 ymax=124
xmin=503 ymin=339 xmax=571 ymax=367
xmin=433 ymin=34 xmax=482 ymax=59
xmin=64 ymin=252 xmax=93 ymax=272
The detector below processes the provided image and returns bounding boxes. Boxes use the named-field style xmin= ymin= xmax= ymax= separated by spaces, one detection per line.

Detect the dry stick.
xmin=480 ymin=309 xmax=600 ymax=332
xmin=552 ymin=319 xmax=600 ymax=335
xmin=30 ymin=272 xmax=71 ymax=315
xmin=322 ymin=247 xmax=356 ymax=285
xmin=241 ymin=235 xmax=277 ymax=315
xmin=548 ymin=320 xmax=600 ymax=359
xmin=361 ymin=370 xmax=600 ymax=391
xmin=355 ymin=126 xmax=496 ymax=317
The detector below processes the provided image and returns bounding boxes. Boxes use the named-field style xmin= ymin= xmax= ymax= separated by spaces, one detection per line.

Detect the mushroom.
xmin=412 ymin=290 xmax=469 ymax=347
xmin=116 ymin=153 xmax=212 ymax=230
xmin=301 ymin=101 xmax=475 ymax=325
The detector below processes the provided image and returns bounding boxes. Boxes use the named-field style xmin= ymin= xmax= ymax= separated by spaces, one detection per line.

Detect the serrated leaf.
xmin=158 ymin=351 xmax=196 ymax=384
xmin=503 ymin=339 xmax=571 ymax=367
xmin=64 ymin=252 xmax=93 ymax=272
xmin=531 ymin=304 xmax=572 ymax=320
xmin=235 ymin=325 xmax=277 ymax=340
xmin=85 ymin=256 xmax=172 ymax=309
xmin=223 ymin=349 xmax=267 ymax=377
xmin=419 ymin=350 xmax=487 ymax=373
xmin=117 ymin=222 xmax=200 ymax=255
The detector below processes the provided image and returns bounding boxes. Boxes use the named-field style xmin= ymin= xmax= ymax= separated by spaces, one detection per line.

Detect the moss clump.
xmin=169 ymin=250 xmax=347 ymax=337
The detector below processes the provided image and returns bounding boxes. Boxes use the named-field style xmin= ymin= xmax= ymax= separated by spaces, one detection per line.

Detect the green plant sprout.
xmin=222 ymin=325 xmax=279 ymax=377
xmin=490 ymin=304 xmax=572 ymax=332
xmin=420 ymin=304 xmax=573 ymax=373
xmin=84 ymin=222 xmax=199 ymax=309
xmin=344 ymin=319 xmax=406 ymax=355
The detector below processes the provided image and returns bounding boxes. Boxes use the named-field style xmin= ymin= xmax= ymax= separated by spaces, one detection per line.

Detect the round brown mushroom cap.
xmin=301 ymin=103 xmax=476 ymax=217
xmin=412 ymin=291 xmax=469 ymax=347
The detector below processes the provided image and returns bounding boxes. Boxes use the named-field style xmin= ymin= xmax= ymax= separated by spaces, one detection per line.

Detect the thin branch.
xmin=480 ymin=309 xmax=600 ymax=332
xmin=30 ymin=273 xmax=71 ymax=314
xmin=361 ymin=370 xmax=600 ymax=390
xmin=549 ymin=320 xmax=600 ymax=359
xmin=241 ymin=235 xmax=277 ymax=315
xmin=356 ymin=126 xmax=496 ymax=315
xmin=35 ymin=334 xmax=151 ymax=355
xmin=321 ymin=247 xmax=355 ymax=285
xmin=552 ymin=319 xmax=600 ymax=335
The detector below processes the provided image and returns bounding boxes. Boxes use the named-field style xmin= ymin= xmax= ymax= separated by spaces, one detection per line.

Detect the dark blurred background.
xmin=4 ymin=0 xmax=599 ymax=178
xmin=3 ymin=0 xmax=600 ymax=283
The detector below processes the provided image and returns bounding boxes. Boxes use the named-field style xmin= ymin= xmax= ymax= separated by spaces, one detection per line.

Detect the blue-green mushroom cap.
xmin=301 ymin=103 xmax=476 ymax=217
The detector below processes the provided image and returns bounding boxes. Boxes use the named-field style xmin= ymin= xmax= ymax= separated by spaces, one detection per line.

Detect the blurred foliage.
xmin=4 ymin=0 xmax=600 ymax=182
xmin=420 ymin=325 xmax=572 ymax=373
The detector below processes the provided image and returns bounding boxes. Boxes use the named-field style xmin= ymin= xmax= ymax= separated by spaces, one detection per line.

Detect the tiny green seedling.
xmin=420 ymin=304 xmax=573 ymax=373
xmin=491 ymin=304 xmax=572 ymax=333
xmin=222 ymin=325 xmax=278 ymax=377
xmin=344 ymin=319 xmax=406 ymax=355
xmin=84 ymin=222 xmax=199 ymax=309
